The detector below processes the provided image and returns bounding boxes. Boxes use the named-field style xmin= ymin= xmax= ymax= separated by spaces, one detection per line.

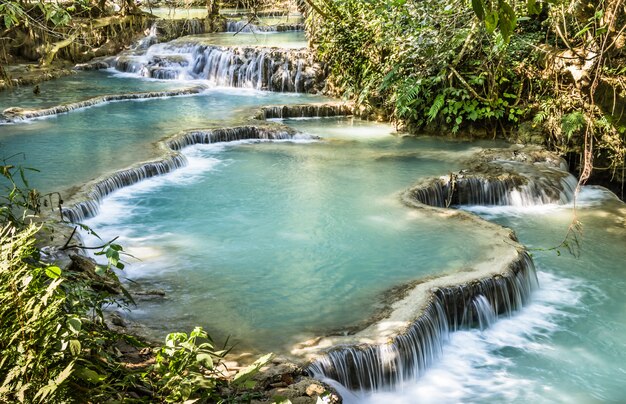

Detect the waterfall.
xmin=306 ymin=252 xmax=538 ymax=391
xmin=166 ymin=126 xmax=302 ymax=150
xmin=257 ymin=103 xmax=353 ymax=119
xmin=134 ymin=22 xmax=159 ymax=50
xmin=305 ymin=148 xmax=557 ymax=393
xmin=472 ymin=294 xmax=497 ymax=330
xmin=62 ymin=154 xmax=187 ymax=223
xmin=62 ymin=126 xmax=307 ymax=222
xmin=1 ymin=86 xmax=207 ymax=122
xmin=406 ymin=166 xmax=578 ymax=208
xmin=225 ymin=20 xmax=304 ymax=33
xmin=109 ymin=41 xmax=324 ymax=93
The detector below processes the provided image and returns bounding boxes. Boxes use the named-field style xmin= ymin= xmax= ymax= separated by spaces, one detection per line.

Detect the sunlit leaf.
xmin=45 ymin=266 xmax=62 ymax=279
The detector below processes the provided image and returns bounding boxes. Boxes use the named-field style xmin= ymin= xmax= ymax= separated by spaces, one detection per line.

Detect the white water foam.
xmin=352 ymin=271 xmax=586 ymax=403
xmin=80 ymin=146 xmax=222 ymax=250
xmin=461 ymin=184 xmax=618 ymax=220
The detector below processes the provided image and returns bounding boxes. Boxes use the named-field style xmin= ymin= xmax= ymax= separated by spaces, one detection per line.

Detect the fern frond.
xmin=428 ymin=94 xmax=445 ymax=122
xmin=561 ymin=111 xmax=585 ymax=141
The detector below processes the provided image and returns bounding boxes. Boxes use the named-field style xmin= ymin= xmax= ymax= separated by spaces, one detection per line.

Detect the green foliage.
xmin=0 ymin=220 xmax=143 ymax=402
xmin=0 ymin=158 xmax=42 ymax=228
xmin=0 ymin=1 xmax=25 ymax=29
xmin=0 ymin=0 xmax=75 ymax=29
xmin=561 ymin=112 xmax=586 ymax=141
xmin=0 ymin=224 xmax=73 ymax=403
xmin=143 ymin=328 xmax=274 ymax=403
xmin=149 ymin=327 xmax=229 ymax=402
xmin=307 ymin=0 xmax=537 ymax=135
xmin=144 ymin=327 xmax=245 ymax=403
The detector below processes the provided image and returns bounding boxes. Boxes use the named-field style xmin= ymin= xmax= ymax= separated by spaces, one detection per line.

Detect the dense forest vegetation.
xmin=1 ymin=0 xmax=625 ymax=402
xmin=301 ymin=0 xmax=625 ymax=196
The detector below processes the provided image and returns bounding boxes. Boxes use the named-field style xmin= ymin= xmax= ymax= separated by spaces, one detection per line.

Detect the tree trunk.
xmin=39 ymin=33 xmax=78 ymax=67
xmin=0 ymin=64 xmax=13 ymax=88
xmin=206 ymin=0 xmax=219 ymax=17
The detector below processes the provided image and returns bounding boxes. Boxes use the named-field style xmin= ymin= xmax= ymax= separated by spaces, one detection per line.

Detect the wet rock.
xmin=134 ymin=289 xmax=166 ymax=298
xmin=268 ymin=377 xmax=339 ymax=403
xmin=513 ymin=121 xmax=546 ymax=145
xmin=305 ymin=382 xmax=326 ymax=397
xmin=74 ymin=61 xmax=110 ymax=70
xmin=110 ymin=312 xmax=127 ymax=327
xmin=253 ymin=361 xmax=299 ymax=389
xmin=67 ymin=254 xmax=122 ymax=295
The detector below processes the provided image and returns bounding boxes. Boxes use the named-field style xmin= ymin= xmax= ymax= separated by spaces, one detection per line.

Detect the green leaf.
xmin=232 ymin=353 xmax=273 ymax=387
xmin=67 ymin=317 xmax=82 ymax=334
xmin=527 ymin=0 xmax=540 ymax=14
xmin=428 ymin=94 xmax=445 ymax=122
xmin=485 ymin=11 xmax=499 ymax=33
xmin=45 ymin=266 xmax=62 ymax=279
xmin=196 ymin=353 xmax=214 ymax=369
xmin=70 ymin=339 xmax=81 ymax=356
xmin=471 ymin=0 xmax=485 ymax=20
xmin=74 ymin=366 xmax=106 ymax=384
xmin=498 ymin=1 xmax=517 ymax=42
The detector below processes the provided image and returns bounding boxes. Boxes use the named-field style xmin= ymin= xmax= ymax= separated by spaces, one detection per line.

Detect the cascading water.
xmin=304 ymin=146 xmax=561 ymax=396
xmin=472 ymin=294 xmax=497 ymax=330
xmin=257 ymin=103 xmax=353 ymax=119
xmin=61 ymin=154 xmax=187 ymax=223
xmin=406 ymin=162 xmax=578 ymax=208
xmin=225 ymin=20 xmax=304 ymax=33
xmin=105 ymin=39 xmax=324 ymax=92
xmin=306 ymin=253 xmax=538 ymax=392
xmin=134 ymin=22 xmax=159 ymax=50
xmin=61 ymin=126 xmax=306 ymax=222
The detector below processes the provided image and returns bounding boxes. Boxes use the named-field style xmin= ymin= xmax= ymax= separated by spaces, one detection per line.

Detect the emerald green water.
xmin=80 ymin=118 xmax=497 ymax=353
xmin=1 ymin=42 xmax=625 ymax=402
xmin=0 ymin=71 xmax=180 ymax=110
xmin=0 ymin=70 xmax=326 ymax=192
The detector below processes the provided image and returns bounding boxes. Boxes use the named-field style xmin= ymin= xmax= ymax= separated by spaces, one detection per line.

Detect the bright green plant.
xmin=0 ymin=224 xmax=74 ymax=403
xmin=149 ymin=326 xmax=230 ymax=402
xmin=1 ymin=159 xmax=42 ymax=228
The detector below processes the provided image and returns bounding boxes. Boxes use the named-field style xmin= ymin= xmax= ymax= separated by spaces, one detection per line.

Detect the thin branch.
xmin=60 ymin=236 xmax=120 ymax=251
xmin=448 ymin=65 xmax=492 ymax=103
